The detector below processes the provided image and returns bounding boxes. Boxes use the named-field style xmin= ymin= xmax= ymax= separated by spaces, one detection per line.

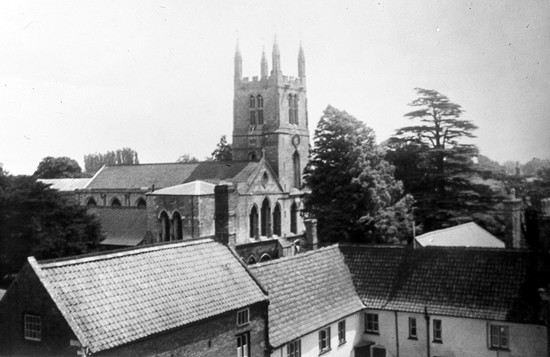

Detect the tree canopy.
xmin=33 ymin=156 xmax=83 ymax=178
xmin=211 ymin=135 xmax=232 ymax=161
xmin=303 ymin=106 xmax=414 ymax=245
xmin=386 ymin=88 xmax=502 ymax=234
xmin=84 ymin=147 xmax=139 ymax=174
xmin=0 ymin=173 xmax=102 ymax=286
xmin=176 ymin=154 xmax=199 ymax=163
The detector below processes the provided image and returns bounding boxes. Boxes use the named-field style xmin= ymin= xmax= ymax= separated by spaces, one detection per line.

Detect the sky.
xmin=1 ymin=0 xmax=549 ymax=175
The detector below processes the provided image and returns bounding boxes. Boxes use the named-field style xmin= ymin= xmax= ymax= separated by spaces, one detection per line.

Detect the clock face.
xmin=292 ymin=134 xmax=300 ymax=147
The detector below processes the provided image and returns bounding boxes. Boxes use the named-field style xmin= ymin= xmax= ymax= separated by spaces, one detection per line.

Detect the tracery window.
xmin=249 ymin=95 xmax=257 ymax=125
xmin=257 ymin=95 xmax=264 ymax=124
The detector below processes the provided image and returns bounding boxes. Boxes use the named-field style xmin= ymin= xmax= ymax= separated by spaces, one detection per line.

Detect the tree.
xmin=84 ymin=148 xmax=139 ymax=174
xmin=303 ymin=106 xmax=414 ymax=245
xmin=386 ymin=88 xmax=501 ymax=233
xmin=176 ymin=154 xmax=199 ymax=163
xmin=211 ymin=135 xmax=232 ymax=161
xmin=0 ymin=174 xmax=102 ymax=287
xmin=33 ymin=156 xmax=83 ymax=178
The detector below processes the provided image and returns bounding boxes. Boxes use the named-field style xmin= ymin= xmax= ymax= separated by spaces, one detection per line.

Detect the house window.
xmin=409 ymin=317 xmax=417 ymax=339
xmin=24 ymin=314 xmax=41 ymax=341
xmin=489 ymin=325 xmax=509 ymax=349
xmin=433 ymin=319 xmax=442 ymax=342
xmin=365 ymin=313 xmax=379 ymax=333
xmin=237 ymin=308 xmax=249 ymax=326
xmin=287 ymin=339 xmax=301 ymax=357
xmin=237 ymin=332 xmax=250 ymax=357
xmin=338 ymin=320 xmax=346 ymax=345
xmin=318 ymin=326 xmax=331 ymax=353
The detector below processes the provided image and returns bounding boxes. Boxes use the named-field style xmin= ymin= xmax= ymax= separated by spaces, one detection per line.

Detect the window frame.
xmin=433 ymin=319 xmax=442 ymax=342
xmin=237 ymin=332 xmax=250 ymax=357
xmin=338 ymin=320 xmax=346 ymax=345
xmin=23 ymin=314 xmax=41 ymax=342
xmin=249 ymin=95 xmax=257 ymax=125
xmin=236 ymin=308 xmax=250 ymax=326
xmin=489 ymin=324 xmax=509 ymax=350
xmin=287 ymin=339 xmax=301 ymax=357
xmin=318 ymin=326 xmax=331 ymax=353
xmin=365 ymin=313 xmax=379 ymax=334
xmin=408 ymin=317 xmax=417 ymax=339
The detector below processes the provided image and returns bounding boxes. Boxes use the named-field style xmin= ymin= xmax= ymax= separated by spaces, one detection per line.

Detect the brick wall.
xmin=0 ymin=264 xmax=79 ymax=357
xmin=97 ymin=302 xmax=269 ymax=357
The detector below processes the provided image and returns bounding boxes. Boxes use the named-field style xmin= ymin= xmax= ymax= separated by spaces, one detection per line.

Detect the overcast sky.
xmin=1 ymin=0 xmax=549 ymax=175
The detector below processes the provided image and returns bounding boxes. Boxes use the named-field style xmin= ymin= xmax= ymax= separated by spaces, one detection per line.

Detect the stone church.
xmin=52 ymin=39 xmax=315 ymax=262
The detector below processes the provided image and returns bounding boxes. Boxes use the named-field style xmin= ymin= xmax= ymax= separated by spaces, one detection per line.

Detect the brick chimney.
xmin=304 ymin=218 xmax=319 ymax=250
xmin=503 ymin=189 xmax=523 ymax=249
xmin=214 ymin=183 xmax=237 ymax=247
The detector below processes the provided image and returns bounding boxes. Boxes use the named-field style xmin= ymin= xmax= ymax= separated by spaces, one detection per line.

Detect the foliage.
xmin=33 ymin=156 xmax=83 ymax=178
xmin=386 ymin=88 xmax=503 ymax=234
xmin=84 ymin=147 xmax=139 ymax=174
xmin=211 ymin=135 xmax=232 ymax=161
xmin=303 ymin=106 xmax=414 ymax=244
xmin=0 ymin=173 xmax=102 ymax=285
xmin=176 ymin=154 xmax=199 ymax=163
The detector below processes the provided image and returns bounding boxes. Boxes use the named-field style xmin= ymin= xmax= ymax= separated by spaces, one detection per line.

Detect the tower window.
xmin=293 ymin=151 xmax=301 ymax=189
xmin=257 ymin=95 xmax=264 ymax=124
xmin=289 ymin=94 xmax=299 ymax=125
xmin=249 ymin=95 xmax=257 ymax=125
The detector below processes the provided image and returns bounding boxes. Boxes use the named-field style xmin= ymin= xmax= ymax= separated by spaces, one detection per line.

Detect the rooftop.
xmin=249 ymin=245 xmax=363 ymax=348
xmin=415 ymin=222 xmax=505 ymax=248
xmin=29 ymin=239 xmax=267 ymax=354
xmin=39 ymin=178 xmax=91 ymax=191
xmin=89 ymin=207 xmax=149 ymax=246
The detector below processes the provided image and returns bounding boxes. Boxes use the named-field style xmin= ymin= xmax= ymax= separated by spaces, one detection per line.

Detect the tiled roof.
xmin=150 ymin=180 xmax=215 ymax=196
xmin=183 ymin=161 xmax=259 ymax=184
xmin=416 ymin=222 xmax=505 ymax=248
xmin=249 ymin=245 xmax=363 ymax=348
xmin=90 ymin=208 xmax=148 ymax=246
xmin=39 ymin=178 xmax=91 ymax=191
xmin=84 ymin=161 xmax=259 ymax=190
xmin=84 ymin=163 xmax=198 ymax=190
xmin=29 ymin=239 xmax=267 ymax=353
xmin=340 ymin=245 xmax=549 ymax=323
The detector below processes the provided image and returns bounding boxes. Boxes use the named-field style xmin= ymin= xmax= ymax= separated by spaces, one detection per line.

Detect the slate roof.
xmin=39 ymin=178 xmax=91 ymax=191
xmin=29 ymin=239 xmax=267 ymax=354
xmin=416 ymin=222 xmax=505 ymax=248
xmin=84 ymin=161 xmax=260 ymax=190
xmin=150 ymin=180 xmax=215 ymax=196
xmin=90 ymin=208 xmax=148 ymax=246
xmin=340 ymin=245 xmax=550 ymax=323
xmin=249 ymin=245 xmax=364 ymax=348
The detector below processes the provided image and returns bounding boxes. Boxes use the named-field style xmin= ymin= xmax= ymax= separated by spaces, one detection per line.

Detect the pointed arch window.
xmin=261 ymin=198 xmax=271 ymax=237
xmin=289 ymin=94 xmax=299 ymax=125
xmin=136 ymin=198 xmax=146 ymax=208
xmin=111 ymin=198 xmax=121 ymax=207
xmin=172 ymin=211 xmax=183 ymax=241
xmin=273 ymin=203 xmax=281 ymax=236
xmin=290 ymin=203 xmax=298 ymax=234
xmin=86 ymin=197 xmax=97 ymax=207
xmin=249 ymin=205 xmax=259 ymax=239
xmin=160 ymin=212 xmax=170 ymax=242
xmin=293 ymin=151 xmax=301 ymax=189
xmin=257 ymin=95 xmax=264 ymax=125
xmin=249 ymin=95 xmax=257 ymax=125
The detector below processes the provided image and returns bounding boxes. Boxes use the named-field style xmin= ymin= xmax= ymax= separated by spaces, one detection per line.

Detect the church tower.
xmin=232 ymin=38 xmax=310 ymax=192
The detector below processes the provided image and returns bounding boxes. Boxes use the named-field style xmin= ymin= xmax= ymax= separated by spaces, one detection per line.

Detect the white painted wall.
xmin=271 ymin=312 xmax=361 ymax=357
xmin=357 ymin=309 xmax=547 ymax=357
